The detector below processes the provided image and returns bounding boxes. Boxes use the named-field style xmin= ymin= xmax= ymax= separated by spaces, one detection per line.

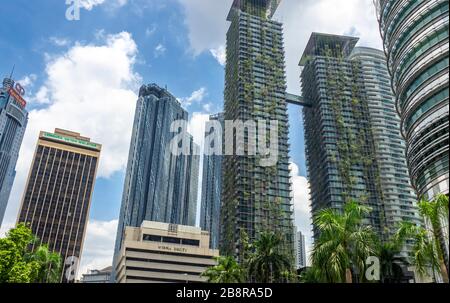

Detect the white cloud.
xmin=79 ymin=0 xmax=128 ymax=11
xmin=1 ymin=31 xmax=140 ymax=238
xmin=154 ymin=43 xmax=166 ymax=58
xmin=177 ymin=0 xmax=233 ymax=56
xmin=178 ymin=0 xmax=383 ymax=93
xmin=49 ymin=37 xmax=71 ymax=47
xmin=17 ymin=74 xmax=37 ymax=89
xmin=290 ymin=161 xmax=313 ymax=266
xmin=145 ymin=24 xmax=157 ymax=37
xmin=210 ymin=46 xmax=226 ymax=66
xmin=77 ymin=219 xmax=118 ymax=279
xmin=179 ymin=87 xmax=207 ymax=108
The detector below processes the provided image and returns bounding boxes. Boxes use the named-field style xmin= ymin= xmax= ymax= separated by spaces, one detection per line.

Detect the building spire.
xmin=9 ymin=64 xmax=15 ymax=79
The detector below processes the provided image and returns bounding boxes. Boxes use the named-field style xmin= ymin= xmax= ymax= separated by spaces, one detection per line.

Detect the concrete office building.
xmin=200 ymin=113 xmax=224 ymax=250
xmin=375 ymin=0 xmax=449 ymax=200
xmin=221 ymin=0 xmax=294 ymax=263
xmin=17 ymin=129 xmax=101 ymax=282
xmin=0 ymin=76 xmax=28 ymax=227
xmin=113 ymin=84 xmax=200 ymax=281
xmin=115 ymin=221 xmax=219 ymax=283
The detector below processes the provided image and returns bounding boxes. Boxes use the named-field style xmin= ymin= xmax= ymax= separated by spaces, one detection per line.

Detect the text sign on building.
xmin=157 ymin=245 xmax=188 ymax=253
xmin=8 ymin=88 xmax=27 ymax=109
xmin=42 ymin=132 xmax=101 ymax=151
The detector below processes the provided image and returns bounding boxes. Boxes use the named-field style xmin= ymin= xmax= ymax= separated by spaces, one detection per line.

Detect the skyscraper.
xmin=374 ymin=0 xmax=449 ymax=200
xmin=200 ymin=113 xmax=224 ymax=250
xmin=296 ymin=230 xmax=307 ymax=269
xmin=300 ymin=33 xmax=386 ymax=239
xmin=112 ymin=84 xmax=200 ymax=281
xmin=0 ymin=77 xmax=28 ymax=227
xmin=17 ymin=129 xmax=101 ymax=282
xmin=221 ymin=0 xmax=294 ymax=263
xmin=349 ymin=47 xmax=422 ymax=243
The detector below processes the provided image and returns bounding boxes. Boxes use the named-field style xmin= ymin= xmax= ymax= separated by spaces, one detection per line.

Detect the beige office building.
xmin=115 ymin=221 xmax=219 ymax=283
xmin=17 ymin=129 xmax=101 ymax=282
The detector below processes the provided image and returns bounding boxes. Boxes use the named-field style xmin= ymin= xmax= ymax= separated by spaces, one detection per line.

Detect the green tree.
xmin=201 ymin=256 xmax=245 ymax=283
xmin=0 ymin=224 xmax=62 ymax=283
xmin=247 ymin=231 xmax=291 ymax=283
xmin=418 ymin=194 xmax=449 ymax=281
xmin=26 ymin=244 xmax=62 ymax=283
xmin=378 ymin=240 xmax=409 ymax=283
xmin=311 ymin=201 xmax=377 ymax=283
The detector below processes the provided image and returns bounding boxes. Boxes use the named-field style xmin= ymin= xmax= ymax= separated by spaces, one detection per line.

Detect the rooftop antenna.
xmin=9 ymin=64 xmax=15 ymax=79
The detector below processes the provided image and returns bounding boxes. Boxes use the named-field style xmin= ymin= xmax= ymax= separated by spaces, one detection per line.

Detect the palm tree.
xmin=378 ymin=241 xmax=409 ymax=283
xmin=311 ymin=201 xmax=378 ymax=283
xmin=25 ymin=244 xmax=62 ymax=283
xmin=419 ymin=194 xmax=449 ymax=279
xmin=201 ymin=256 xmax=245 ymax=283
xmin=247 ymin=231 xmax=291 ymax=283
xmin=397 ymin=220 xmax=449 ymax=283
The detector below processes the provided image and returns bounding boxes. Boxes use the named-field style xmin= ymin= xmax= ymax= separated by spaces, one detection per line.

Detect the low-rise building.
xmin=115 ymin=221 xmax=219 ymax=283
xmin=81 ymin=266 xmax=112 ymax=283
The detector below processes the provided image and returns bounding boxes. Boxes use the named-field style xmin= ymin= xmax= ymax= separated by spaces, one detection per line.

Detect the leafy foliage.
xmin=201 ymin=256 xmax=245 ymax=283
xmin=0 ymin=224 xmax=62 ymax=283
xmin=310 ymin=201 xmax=378 ymax=283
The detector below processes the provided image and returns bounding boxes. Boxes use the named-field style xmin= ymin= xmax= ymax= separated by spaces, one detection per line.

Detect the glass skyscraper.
xmin=221 ymin=0 xmax=294 ymax=263
xmin=112 ymin=83 xmax=199 ymax=281
xmin=375 ymin=0 xmax=449 ymax=200
xmin=349 ymin=47 xmax=422 ymax=243
xmin=200 ymin=113 xmax=224 ymax=250
xmin=301 ymin=33 xmax=386 ymax=239
xmin=0 ymin=77 xmax=28 ymax=227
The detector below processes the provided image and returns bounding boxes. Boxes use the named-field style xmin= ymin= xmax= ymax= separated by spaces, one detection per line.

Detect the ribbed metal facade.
xmin=221 ymin=0 xmax=294 ymax=263
xmin=112 ymin=84 xmax=199 ymax=281
xmin=349 ymin=47 xmax=422 ymax=247
xmin=17 ymin=129 xmax=101 ymax=282
xmin=0 ymin=77 xmax=28 ymax=227
xmin=200 ymin=113 xmax=224 ymax=250
xmin=375 ymin=0 xmax=449 ymax=200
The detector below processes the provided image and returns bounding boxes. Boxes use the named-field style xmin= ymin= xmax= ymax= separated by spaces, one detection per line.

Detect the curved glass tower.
xmin=375 ymin=0 xmax=449 ymax=200
xmin=0 ymin=77 xmax=28 ymax=227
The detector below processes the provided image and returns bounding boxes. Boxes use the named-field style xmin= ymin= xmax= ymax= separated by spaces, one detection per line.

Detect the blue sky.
xmin=0 ymin=0 xmax=383 ymax=274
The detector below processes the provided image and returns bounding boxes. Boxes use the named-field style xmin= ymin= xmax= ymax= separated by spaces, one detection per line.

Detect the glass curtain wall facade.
xmin=0 ymin=77 xmax=28 ymax=227
xmin=200 ymin=113 xmax=224 ymax=250
xmin=221 ymin=0 xmax=294 ymax=264
xmin=349 ymin=47 xmax=422 ymax=245
xmin=375 ymin=0 xmax=449 ymax=200
xmin=300 ymin=33 xmax=385 ymax=240
xmin=112 ymin=84 xmax=199 ymax=281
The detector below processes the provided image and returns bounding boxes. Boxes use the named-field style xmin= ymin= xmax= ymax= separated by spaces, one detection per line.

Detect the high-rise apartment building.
xmin=115 ymin=221 xmax=219 ymax=283
xmin=0 ymin=77 xmax=28 ymax=227
xmin=200 ymin=113 xmax=224 ymax=250
xmin=349 ymin=47 xmax=422 ymax=241
xmin=374 ymin=0 xmax=449 ymax=200
xmin=221 ymin=0 xmax=294 ymax=263
xmin=113 ymin=84 xmax=200 ymax=281
xmin=301 ymin=33 xmax=386 ymax=238
xmin=17 ymin=129 xmax=101 ymax=282
xmin=296 ymin=230 xmax=307 ymax=269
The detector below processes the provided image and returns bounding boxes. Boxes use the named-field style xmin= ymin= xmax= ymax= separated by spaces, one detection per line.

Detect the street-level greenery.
xmin=203 ymin=195 xmax=449 ymax=284
xmin=0 ymin=224 xmax=62 ymax=283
